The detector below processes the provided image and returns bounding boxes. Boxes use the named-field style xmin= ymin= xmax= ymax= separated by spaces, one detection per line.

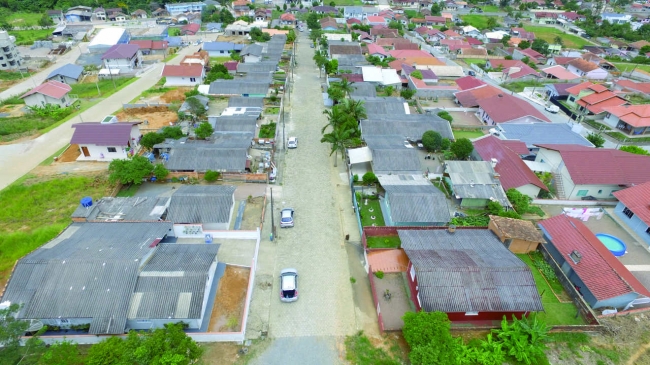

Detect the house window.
xmin=576 ymin=190 xmax=588 ymax=197
xmin=623 ymin=207 xmax=634 ymax=219
xmin=598 ymin=189 xmax=603 ymax=194
xmin=465 ymin=311 xmax=479 ymax=316
xmin=107 ymin=147 xmax=117 ymax=153
xmin=646 ymin=227 xmax=650 ymax=235
xmin=190 ymin=77 xmax=196 ymax=82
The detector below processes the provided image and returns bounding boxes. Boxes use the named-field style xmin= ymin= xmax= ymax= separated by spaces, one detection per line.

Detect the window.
xmin=465 ymin=311 xmax=479 ymax=316
xmin=646 ymin=227 xmax=650 ymax=236
xmin=576 ymin=190 xmax=588 ymax=197
xmin=190 ymin=77 xmax=196 ymax=82
xmin=598 ymin=189 xmax=603 ymax=194
xmin=623 ymin=207 xmax=634 ymax=219
xmin=107 ymin=147 xmax=117 ymax=153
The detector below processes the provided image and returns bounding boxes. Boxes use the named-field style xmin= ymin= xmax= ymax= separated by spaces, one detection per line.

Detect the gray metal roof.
xmin=128 ymin=243 xmax=220 ymax=320
xmin=496 ymin=123 xmax=594 ymax=148
xmin=350 ymin=82 xmax=377 ymax=98
xmin=336 ymin=54 xmax=370 ymax=69
xmin=212 ymin=115 xmax=258 ymax=134
xmin=167 ymin=185 xmax=235 ymax=224
xmin=208 ymin=80 xmax=269 ymax=95
xmin=236 ymin=61 xmax=277 ymax=73
xmin=241 ymin=44 xmax=264 ymax=57
xmin=371 ymin=148 xmax=422 ymax=174
xmin=46 ymin=63 xmax=83 ymax=81
xmin=384 ymin=185 xmax=450 ymax=224
xmin=361 ymin=119 xmax=454 ymax=141
xmin=1 ymin=222 xmax=173 ymax=335
xmin=399 ymin=229 xmax=544 ymax=313
xmin=165 ymin=147 xmax=248 ymax=172
xmin=71 ymin=196 xmax=170 ymax=221
xmin=445 ymin=161 xmax=510 ymax=205
xmin=355 ymin=97 xmax=407 ymax=117
xmin=364 ymin=135 xmax=409 ymax=149
xmin=228 ymin=96 xmax=264 ymax=108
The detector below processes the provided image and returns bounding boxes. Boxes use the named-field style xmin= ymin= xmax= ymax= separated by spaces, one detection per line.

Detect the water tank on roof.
xmin=205 ymin=234 xmax=213 ymax=244
xmin=80 ymin=197 xmax=93 ymax=208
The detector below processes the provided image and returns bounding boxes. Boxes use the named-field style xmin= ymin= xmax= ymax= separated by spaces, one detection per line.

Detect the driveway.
xmin=247 ymin=32 xmax=356 ymax=364
xmin=0 ymin=46 xmax=200 ymax=190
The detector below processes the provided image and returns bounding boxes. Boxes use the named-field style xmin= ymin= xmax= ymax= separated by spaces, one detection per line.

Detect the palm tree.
xmin=338 ymin=99 xmax=367 ymax=121
xmin=336 ymin=78 xmax=355 ymax=98
xmin=322 ymin=105 xmax=357 ymax=134
xmin=321 ymin=127 xmax=353 ymax=167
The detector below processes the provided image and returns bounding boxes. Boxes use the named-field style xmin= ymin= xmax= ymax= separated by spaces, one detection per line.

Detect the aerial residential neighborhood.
xmin=3 ymin=0 xmax=650 ymax=364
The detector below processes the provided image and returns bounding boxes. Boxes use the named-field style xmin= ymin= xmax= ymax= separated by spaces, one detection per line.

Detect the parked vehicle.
xmin=545 ymin=104 xmax=560 ymax=113
xmin=468 ymin=70 xmax=476 ymax=76
xmin=288 ymin=137 xmax=298 ymax=149
xmin=280 ymin=268 xmax=298 ymax=302
xmin=280 ymin=208 xmax=294 ymax=228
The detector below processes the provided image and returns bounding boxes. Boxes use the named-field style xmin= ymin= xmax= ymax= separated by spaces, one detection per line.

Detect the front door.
xmin=81 ymin=146 xmax=90 ymax=157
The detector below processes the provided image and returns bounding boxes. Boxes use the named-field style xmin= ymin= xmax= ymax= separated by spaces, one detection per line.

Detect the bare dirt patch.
xmin=217 ymin=35 xmax=250 ymax=44
xmin=208 ymin=265 xmax=250 ymax=332
xmin=56 ymin=144 xmax=81 ymax=162
xmin=200 ymin=342 xmax=241 ymax=365
xmin=241 ymin=197 xmax=264 ymax=230
xmin=0 ymin=104 xmax=25 ymax=117
xmin=31 ymin=163 xmax=109 ymax=178
xmin=116 ymin=106 xmax=178 ymax=132
xmin=160 ymin=87 xmax=192 ymax=103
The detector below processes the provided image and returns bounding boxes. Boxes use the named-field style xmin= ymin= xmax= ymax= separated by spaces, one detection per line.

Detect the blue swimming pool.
xmin=596 ymin=233 xmax=627 ymax=257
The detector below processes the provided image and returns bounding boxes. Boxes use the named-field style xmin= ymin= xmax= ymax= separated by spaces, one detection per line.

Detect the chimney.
xmin=448 ymin=225 xmax=456 ymax=233
xmin=491 ymin=158 xmax=498 ymax=169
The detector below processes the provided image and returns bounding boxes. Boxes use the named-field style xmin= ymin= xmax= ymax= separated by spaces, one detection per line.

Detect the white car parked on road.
xmin=288 ymin=137 xmax=298 ymax=149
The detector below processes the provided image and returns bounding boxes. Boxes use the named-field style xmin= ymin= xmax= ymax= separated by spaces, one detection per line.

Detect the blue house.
xmin=538 ymin=214 xmax=650 ymax=310
xmin=46 ymin=63 xmax=84 ymax=84
xmin=202 ymin=42 xmax=244 ymax=57
xmin=165 ymin=2 xmax=207 ymax=16
xmin=65 ymin=6 xmax=92 ymax=22
xmin=613 ymin=182 xmax=650 ymax=247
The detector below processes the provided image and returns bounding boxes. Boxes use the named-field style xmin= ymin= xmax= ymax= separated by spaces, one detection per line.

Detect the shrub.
xmin=374 ymin=270 xmax=384 ymax=279
xmin=153 ymin=163 xmax=169 ymax=180
xmin=194 ymin=122 xmax=214 ymax=139
xmin=161 ymin=126 xmax=184 ymax=139
xmin=422 ymin=130 xmax=442 ymax=152
xmin=437 ymin=110 xmax=453 ymax=122
xmin=410 ymin=70 xmax=423 ymax=79
xmin=400 ymin=88 xmax=415 ymax=100
xmin=204 ymin=170 xmax=220 ymax=182
xmin=362 ymin=172 xmax=378 ymax=184
xmin=140 ymin=132 xmax=166 ymax=150
xmin=441 ymin=138 xmax=451 ymax=150
xmin=350 ymin=277 xmax=356 ymax=283
xmin=450 ymin=138 xmax=474 ymax=160
xmin=353 ymin=174 xmax=359 ymax=182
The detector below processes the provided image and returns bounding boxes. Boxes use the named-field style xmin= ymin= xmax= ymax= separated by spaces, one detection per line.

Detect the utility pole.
xmin=106 ymin=60 xmax=116 ymax=89
xmin=270 ymin=187 xmax=275 ymax=241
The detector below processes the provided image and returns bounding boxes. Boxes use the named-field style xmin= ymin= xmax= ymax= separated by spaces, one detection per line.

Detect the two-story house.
xmin=101 ymin=44 xmax=142 ymax=72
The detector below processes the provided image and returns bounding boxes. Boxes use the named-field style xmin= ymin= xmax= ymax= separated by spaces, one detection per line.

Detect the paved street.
xmin=0 ymin=45 xmax=200 ymax=190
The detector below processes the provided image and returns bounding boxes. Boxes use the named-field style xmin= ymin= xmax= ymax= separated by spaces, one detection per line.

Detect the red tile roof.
xmin=614 ymin=182 xmax=650 ymax=225
xmin=615 ymin=79 xmax=650 ymax=94
xmin=223 ymin=61 xmax=238 ymax=71
xmin=519 ymin=47 xmax=545 ymax=59
xmin=568 ymin=58 xmax=600 ymax=72
xmin=552 ymin=56 xmax=578 ymax=65
xmin=21 ymin=80 xmax=71 ymax=99
xmin=501 ymin=140 xmax=531 ymax=155
xmin=181 ymin=23 xmax=200 ymax=35
xmin=473 ymin=136 xmax=547 ymax=191
xmin=129 ymin=40 xmax=168 ymax=50
xmin=455 ymin=76 xmax=486 ymax=91
xmin=465 ymin=36 xmax=483 ymax=45
xmin=488 ymin=59 xmax=540 ymax=79
xmin=576 ymin=91 xmax=628 ymax=114
xmin=602 ymin=104 xmax=650 ymax=128
xmin=539 ymin=214 xmax=650 ymax=301
xmin=161 ymin=64 xmax=204 ymax=77
xmin=454 ymin=84 xmax=503 ymax=107
xmin=535 ymin=144 xmax=650 ymax=185
xmin=280 ymin=13 xmax=295 ymax=21
xmin=565 ymin=81 xmax=596 ymax=95
xmin=367 ymin=43 xmax=388 ymax=56
xmin=540 ymin=65 xmax=580 ymax=80
xmin=339 ymin=74 xmax=365 ymax=82
xmin=440 ymin=39 xmax=471 ymax=51
xmin=347 ymin=18 xmax=361 ymax=24
xmin=366 ymin=16 xmax=386 ymax=23
xmin=394 ymin=43 xmax=420 ymax=50
xmin=443 ymin=29 xmax=461 ymax=38
xmin=478 ymin=94 xmax=551 ymax=123
xmin=376 ymin=37 xmax=408 ymax=46
xmin=425 ymin=15 xmax=446 ymax=23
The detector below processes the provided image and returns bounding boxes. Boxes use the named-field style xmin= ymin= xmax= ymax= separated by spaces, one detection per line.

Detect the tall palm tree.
xmin=322 ymin=105 xmax=356 ymax=134
xmin=321 ymin=127 xmax=353 ymax=167
xmin=336 ymin=78 xmax=355 ymax=98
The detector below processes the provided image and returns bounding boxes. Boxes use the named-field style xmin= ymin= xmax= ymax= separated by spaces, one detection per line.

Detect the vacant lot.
xmin=9 ymin=28 xmax=54 ymax=46
xmin=611 ymin=62 xmax=650 ymax=74
xmin=69 ymin=77 xmax=135 ymax=99
xmin=116 ymin=105 xmax=178 ymax=132
xmin=461 ymin=15 xmax=499 ymax=30
xmin=523 ymin=26 xmax=590 ymax=49
xmin=6 ymin=12 xmax=42 ymax=27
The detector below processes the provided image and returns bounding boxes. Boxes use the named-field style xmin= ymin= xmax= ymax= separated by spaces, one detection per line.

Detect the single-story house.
xmin=602 ymin=104 xmax=650 ymax=136
xmin=20 ymin=81 xmax=73 ymax=108
xmin=45 ymin=63 xmax=84 ymax=84
xmin=454 ymin=84 xmax=503 ymax=107
xmin=494 ymin=123 xmax=593 ymax=152
xmin=378 ymin=176 xmax=450 ymax=226
xmin=566 ymin=58 xmax=608 ymax=80
xmin=155 ymin=133 xmax=252 ymax=173
xmin=613 ymin=182 xmax=650 ymax=247
xmin=485 ymin=59 xmax=541 ymax=80
xmin=477 ymin=94 xmax=551 ymax=125
xmin=566 ymin=82 xmax=628 ymax=119
xmin=473 ymin=136 xmax=548 ymax=199
xmin=401 ymin=228 xmax=544 ymax=321
xmin=539 ymin=65 xmax=580 ymax=81
xmin=202 ymin=41 xmax=244 ymax=57
xmin=544 ymin=83 xmax=575 ymax=99
xmin=539 ymin=214 xmax=650 ymax=310
xmin=613 ymin=79 xmax=650 ymax=96
xmin=455 ymin=76 xmax=486 ymax=91
xmin=129 ymin=40 xmax=168 ymax=55
xmin=534 ymin=144 xmax=650 ymax=200
xmin=101 ymin=44 xmax=142 ymax=72
xmin=167 ymin=185 xmax=236 ymax=232
xmin=488 ymin=215 xmax=544 ymax=253
xmin=240 ymin=44 xmax=263 ymax=63
xmin=444 ymin=160 xmax=510 ymax=208
xmin=162 ymin=64 xmax=205 ymax=86
xmin=70 ymin=121 xmax=142 ymax=161
xmin=367 ymin=43 xmax=388 ymax=59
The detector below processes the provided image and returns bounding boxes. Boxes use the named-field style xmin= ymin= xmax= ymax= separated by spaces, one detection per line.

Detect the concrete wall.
xmin=516 ymin=184 xmax=542 ymax=199
xmin=23 ymin=93 xmax=69 ymax=107
xmin=614 ymin=201 xmax=650 ymax=246
xmin=566 ymin=183 xmax=623 ymax=200
xmin=165 ymin=75 xmax=203 ymax=87
xmin=79 ymin=143 xmax=129 ymax=161
xmin=48 ymin=75 xmax=79 ymax=84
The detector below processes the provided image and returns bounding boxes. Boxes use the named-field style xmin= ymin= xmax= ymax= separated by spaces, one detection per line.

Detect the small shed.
xmin=488 ymin=215 xmax=544 ymax=253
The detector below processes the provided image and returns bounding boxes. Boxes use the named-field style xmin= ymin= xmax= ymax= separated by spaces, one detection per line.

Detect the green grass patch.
xmin=480 ymin=5 xmax=501 ymax=12
xmin=404 ymin=10 xmax=424 ymax=19
xmin=344 ymin=331 xmax=401 ymax=365
xmin=461 ymin=58 xmax=487 ymax=66
xmin=69 ymin=77 xmax=135 ymax=99
xmin=209 ymin=56 xmax=232 ymax=64
xmin=606 ymin=131 xmax=650 ymax=143
xmin=0 ymin=175 xmax=113 ymax=283
xmin=501 ymin=80 xmax=552 ymax=93
xmin=328 ymin=0 xmax=363 ymax=5
xmin=366 ymin=235 xmax=401 ymax=249
xmin=6 ymin=12 xmax=43 ymax=27
xmin=453 ymin=129 xmax=485 ymax=140
xmin=517 ymin=254 xmax=585 ymax=326
xmin=522 ymin=26 xmax=590 ymax=49
xmin=0 ymin=70 xmax=32 ymax=81
xmin=8 ymin=28 xmax=55 ymax=46
xmin=164 ymin=53 xmax=180 ymax=62
xmin=626 ymin=94 xmax=650 ymax=105
xmin=610 ymin=62 xmax=650 ymax=74
xmin=116 ymin=184 xmax=140 ymax=197
xmin=258 ymin=122 xmax=276 ymax=138
xmin=359 ymin=199 xmax=385 ymax=227
xmin=461 ymin=15 xmax=496 ymax=30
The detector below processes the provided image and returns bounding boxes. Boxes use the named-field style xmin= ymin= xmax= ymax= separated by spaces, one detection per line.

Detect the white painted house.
xmin=161 ymin=64 xmax=205 ymax=86
xmin=101 ymin=44 xmax=142 ymax=73
xmin=20 ymin=80 xmax=72 ymax=108
xmin=70 ymin=119 xmax=142 ymax=161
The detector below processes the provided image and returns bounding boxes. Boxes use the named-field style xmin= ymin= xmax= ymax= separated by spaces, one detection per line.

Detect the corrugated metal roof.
xmin=384 ymin=185 xmax=450 ymax=224
xmin=209 ymin=80 xmax=269 ymax=95
xmin=71 ymin=196 xmax=169 ymax=221
xmin=355 ymin=97 xmax=407 ymax=117
xmin=166 ymin=185 xmax=235 ymax=224
xmin=165 ymin=147 xmax=248 ymax=172
xmin=497 ymin=123 xmax=593 ymax=148
xmin=371 ymin=148 xmax=422 ymax=174
xmin=46 ymin=63 xmax=84 ymax=81
xmin=361 ymin=119 xmax=453 ymax=140
xmin=350 ymin=82 xmax=377 ymax=98
xmin=213 ymin=115 xmax=258 ymax=134
xmin=445 ymin=161 xmax=509 ymax=205
xmin=399 ymin=229 xmax=544 ymax=313
xmin=364 ymin=135 xmax=409 ymax=149
xmin=237 ymin=61 xmax=277 ymax=73
xmin=228 ymin=96 xmax=264 ymax=108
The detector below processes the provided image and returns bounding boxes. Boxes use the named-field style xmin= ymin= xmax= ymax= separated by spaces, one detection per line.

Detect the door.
xmin=81 ymin=146 xmax=90 ymax=157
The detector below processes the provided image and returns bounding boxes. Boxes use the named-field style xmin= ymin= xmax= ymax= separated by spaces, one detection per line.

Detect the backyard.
xmin=453 ymin=129 xmax=485 ymax=140
xmin=8 ymin=28 xmax=54 ymax=46
xmin=359 ymin=198 xmax=385 ymax=227
xmin=69 ymin=77 xmax=135 ymax=99
xmin=6 ymin=12 xmax=43 ymax=27
xmin=522 ymin=26 xmax=591 ymax=49
xmin=367 ymin=235 xmax=401 ymax=249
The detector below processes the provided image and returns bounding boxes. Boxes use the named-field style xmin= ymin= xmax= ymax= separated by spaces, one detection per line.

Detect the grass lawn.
xmin=461 ymin=15 xmax=497 ymax=30
xmin=404 ymin=10 xmax=424 ymax=19
xmin=517 ymin=254 xmax=585 ymax=326
xmin=209 ymin=56 xmax=232 ymax=64
xmin=523 ymin=26 xmax=590 ymax=49
xmin=328 ymin=0 xmax=363 ymax=5
xmin=259 ymin=122 xmax=276 ymax=138
xmin=453 ymin=129 xmax=485 ymax=140
xmin=480 ymin=5 xmax=501 ymax=12
xmin=69 ymin=77 xmax=135 ymax=99
xmin=0 ymin=70 xmax=32 ymax=81
xmin=359 ymin=199 xmax=385 ymax=227
xmin=0 ymin=174 xmax=113 ymax=285
xmin=366 ymin=235 xmax=401 ymax=249
xmin=7 ymin=12 xmax=42 ymax=27
xmin=501 ymin=80 xmax=548 ymax=93
xmin=461 ymin=58 xmax=487 ymax=66
xmin=610 ymin=62 xmax=650 ymax=74
xmin=9 ymin=28 xmax=55 ymax=46
xmin=117 ymin=184 xmax=140 ymax=197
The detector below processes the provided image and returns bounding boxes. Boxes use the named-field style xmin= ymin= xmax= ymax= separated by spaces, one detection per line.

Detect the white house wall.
xmin=515 ymin=184 xmax=541 ymax=199
xmin=79 ymin=144 xmax=129 ymax=161
xmin=164 ymin=75 xmax=204 ymax=87
xmin=23 ymin=93 xmax=69 ymax=107
xmin=567 ymin=183 xmax=623 ymax=200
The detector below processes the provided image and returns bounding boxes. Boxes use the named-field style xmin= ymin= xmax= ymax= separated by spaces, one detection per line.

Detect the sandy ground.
xmin=116 ymin=106 xmax=178 ymax=132
xmin=160 ymin=88 xmax=192 ymax=103
xmin=208 ymin=265 xmax=250 ymax=332
xmin=216 ymin=35 xmax=250 ymax=44
xmin=241 ymin=197 xmax=265 ymax=231
xmin=57 ymin=144 xmax=81 ymax=162
xmin=31 ymin=162 xmax=108 ymax=177
xmin=0 ymin=104 xmax=26 ymax=117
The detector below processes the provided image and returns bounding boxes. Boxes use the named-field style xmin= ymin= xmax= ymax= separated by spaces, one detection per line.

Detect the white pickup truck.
xmin=545 ymin=104 xmax=560 ymax=113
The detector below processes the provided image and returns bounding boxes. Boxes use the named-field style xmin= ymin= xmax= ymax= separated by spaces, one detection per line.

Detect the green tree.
xmin=501 ymin=35 xmax=511 ymax=46
xmin=286 ymin=29 xmax=296 ymax=43
xmin=336 ymin=78 xmax=355 ymax=97
xmin=400 ymin=89 xmax=416 ymax=99
xmin=422 ymin=130 xmax=442 ymax=152
xmin=153 ymin=163 xmax=169 ymax=180
xmin=486 ymin=16 xmax=498 ymax=29
xmin=640 ymin=45 xmax=650 ymax=54
xmin=327 ymin=86 xmax=345 ymax=103
xmin=38 ymin=13 xmax=54 ymax=27
xmin=518 ymin=40 xmax=530 ymax=49
xmin=450 ymin=138 xmax=474 ymax=160
xmin=38 ymin=341 xmax=83 ymax=365
xmin=185 ymin=97 xmax=207 ymax=118
xmin=250 ymin=27 xmax=271 ymax=42
xmin=431 ymin=3 xmax=442 ymax=15
xmin=441 ymin=138 xmax=451 ymax=150
xmin=325 ymin=59 xmax=339 ymax=74
xmin=321 ymin=127 xmax=353 ymax=167
xmin=553 ymin=35 xmax=564 ymax=46
xmin=338 ymin=98 xmax=367 ymax=122
xmin=402 ymin=311 xmax=461 ymax=365
xmin=108 ymin=156 xmax=154 ymax=185
xmin=531 ymin=38 xmax=550 ymax=56
xmin=362 ymin=172 xmax=378 ymax=184
xmin=230 ymin=50 xmax=241 ymax=61
xmin=506 ymin=188 xmax=531 ymax=214
xmin=161 ymin=126 xmax=184 ymax=139
xmin=140 ymin=132 xmax=166 ymax=150
xmin=204 ymin=170 xmax=220 ymax=181
xmin=620 ymin=145 xmax=650 ymax=155
xmin=306 ymin=12 xmax=321 ymax=29
xmin=493 ymin=315 xmax=549 ymax=365
xmin=384 ymin=85 xmax=395 ymax=96
xmin=410 ymin=70 xmax=423 ymax=79
xmin=437 ymin=110 xmax=453 ymax=122
xmin=195 ymin=122 xmax=214 ymax=139
xmin=586 ymin=132 xmax=605 ymax=148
